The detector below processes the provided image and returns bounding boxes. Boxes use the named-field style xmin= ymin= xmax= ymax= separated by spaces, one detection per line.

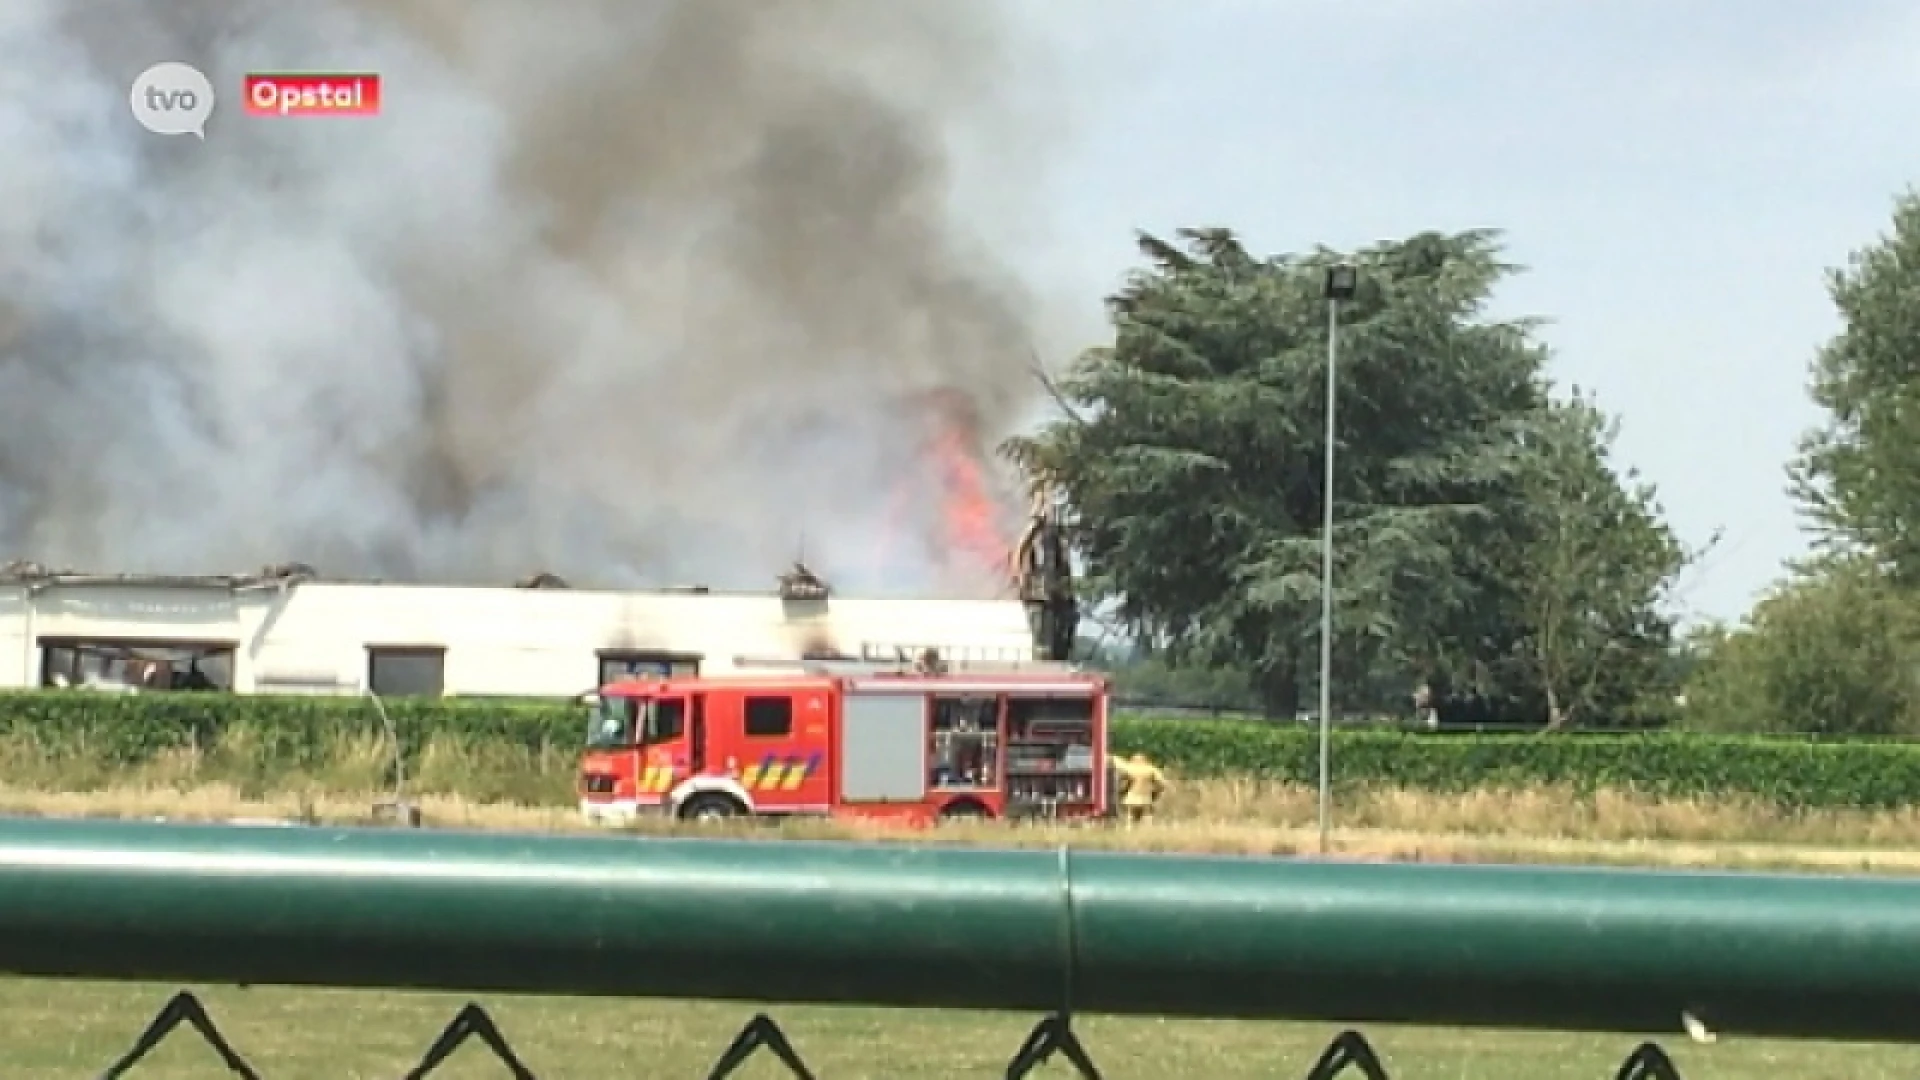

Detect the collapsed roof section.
xmin=777 ymin=561 xmax=831 ymax=602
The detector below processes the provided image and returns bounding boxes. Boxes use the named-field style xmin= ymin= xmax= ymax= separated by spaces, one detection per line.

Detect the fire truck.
xmin=577 ymin=658 xmax=1113 ymax=826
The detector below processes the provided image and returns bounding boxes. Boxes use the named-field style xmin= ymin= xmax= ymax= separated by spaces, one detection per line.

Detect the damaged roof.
xmin=0 ymin=560 xmax=319 ymax=589
xmin=0 ymin=560 xmax=863 ymax=600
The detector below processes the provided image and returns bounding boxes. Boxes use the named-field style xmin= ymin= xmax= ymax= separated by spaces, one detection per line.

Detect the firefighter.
xmin=1114 ymin=752 xmax=1168 ymax=825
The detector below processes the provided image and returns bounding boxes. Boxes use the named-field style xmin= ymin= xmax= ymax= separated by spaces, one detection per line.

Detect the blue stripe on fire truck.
xmin=778 ymin=752 xmax=822 ymax=791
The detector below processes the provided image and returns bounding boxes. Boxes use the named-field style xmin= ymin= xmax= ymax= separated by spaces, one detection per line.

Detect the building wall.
xmin=0 ymin=580 xmax=1041 ymax=697
xmin=0 ymin=586 xmax=26 ymax=688
xmin=34 ymin=585 xmax=244 ymax=642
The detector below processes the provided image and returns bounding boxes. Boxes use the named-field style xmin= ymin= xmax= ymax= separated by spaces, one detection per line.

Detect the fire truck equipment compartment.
xmin=837 ymin=691 xmax=930 ymax=803
xmin=2 ymin=816 xmax=1920 ymax=1041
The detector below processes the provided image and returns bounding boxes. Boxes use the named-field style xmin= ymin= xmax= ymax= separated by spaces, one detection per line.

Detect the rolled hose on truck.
xmin=0 ymin=816 xmax=1917 ymax=1041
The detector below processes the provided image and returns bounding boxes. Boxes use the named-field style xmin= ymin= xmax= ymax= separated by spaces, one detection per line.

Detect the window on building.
xmin=39 ymin=639 xmax=235 ymax=692
xmin=596 ymin=650 xmax=701 ymax=687
xmin=743 ymin=695 xmax=794 ymax=738
xmin=367 ymin=646 xmax=446 ymax=698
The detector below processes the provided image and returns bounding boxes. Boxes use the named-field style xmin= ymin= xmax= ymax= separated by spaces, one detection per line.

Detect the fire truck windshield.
xmin=585 ymin=695 xmax=685 ymax=750
xmin=586 ymin=696 xmax=635 ymax=749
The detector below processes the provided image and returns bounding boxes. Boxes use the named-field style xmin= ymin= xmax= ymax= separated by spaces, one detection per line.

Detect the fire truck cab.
xmin=578 ymin=661 xmax=1111 ymax=826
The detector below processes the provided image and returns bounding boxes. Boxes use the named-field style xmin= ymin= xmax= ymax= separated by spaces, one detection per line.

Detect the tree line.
xmin=1003 ymin=190 xmax=1920 ymax=737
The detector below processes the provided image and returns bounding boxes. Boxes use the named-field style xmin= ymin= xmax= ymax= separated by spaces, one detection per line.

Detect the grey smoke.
xmin=0 ymin=0 xmax=1058 ymax=595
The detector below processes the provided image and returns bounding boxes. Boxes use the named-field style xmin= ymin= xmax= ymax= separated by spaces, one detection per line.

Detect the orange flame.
xmin=892 ymin=389 xmax=1018 ymax=594
xmin=932 ymin=424 xmax=1010 ymax=574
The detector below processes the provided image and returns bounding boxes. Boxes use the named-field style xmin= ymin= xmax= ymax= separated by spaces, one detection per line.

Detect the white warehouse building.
xmin=0 ymin=563 xmax=1053 ymax=699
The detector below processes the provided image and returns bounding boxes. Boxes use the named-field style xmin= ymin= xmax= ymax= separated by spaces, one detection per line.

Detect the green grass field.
xmin=15 ymin=977 xmax=1916 ymax=1078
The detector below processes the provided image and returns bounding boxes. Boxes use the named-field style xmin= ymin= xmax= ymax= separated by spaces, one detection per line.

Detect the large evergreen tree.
xmin=1006 ymin=226 xmax=1687 ymax=722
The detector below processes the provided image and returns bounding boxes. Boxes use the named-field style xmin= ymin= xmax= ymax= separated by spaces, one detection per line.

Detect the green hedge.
xmin=1114 ymin=721 xmax=1920 ymax=810
xmin=2 ymin=692 xmax=1918 ymax=809
xmin=0 ymin=692 xmax=575 ymax=771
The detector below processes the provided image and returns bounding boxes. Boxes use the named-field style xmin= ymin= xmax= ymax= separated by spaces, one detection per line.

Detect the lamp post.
xmin=1318 ymin=262 xmax=1357 ymax=854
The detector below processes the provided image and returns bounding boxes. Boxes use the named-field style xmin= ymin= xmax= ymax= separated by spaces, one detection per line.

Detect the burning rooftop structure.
xmin=868 ymin=386 xmax=1077 ymax=661
xmin=864 ymin=387 xmax=1021 ymax=598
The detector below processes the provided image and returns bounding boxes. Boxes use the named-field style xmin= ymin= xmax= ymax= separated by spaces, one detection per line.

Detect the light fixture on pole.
xmin=1317 ymin=262 xmax=1357 ymax=854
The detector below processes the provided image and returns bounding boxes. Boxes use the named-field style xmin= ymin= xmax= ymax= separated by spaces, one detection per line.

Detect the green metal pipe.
xmin=1 ymin=817 xmax=1919 ymax=1042
xmin=0 ymin=817 xmax=1072 ymax=1013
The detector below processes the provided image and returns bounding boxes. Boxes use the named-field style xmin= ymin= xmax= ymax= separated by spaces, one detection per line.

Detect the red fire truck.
xmin=577 ymin=660 xmax=1113 ymax=826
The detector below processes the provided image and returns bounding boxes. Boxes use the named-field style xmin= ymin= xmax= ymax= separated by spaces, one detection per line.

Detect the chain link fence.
xmin=97 ymin=989 xmax=1689 ymax=1080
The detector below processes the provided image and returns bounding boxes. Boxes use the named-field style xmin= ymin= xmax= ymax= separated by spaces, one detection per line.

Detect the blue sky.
xmin=1003 ymin=0 xmax=1920 ymax=626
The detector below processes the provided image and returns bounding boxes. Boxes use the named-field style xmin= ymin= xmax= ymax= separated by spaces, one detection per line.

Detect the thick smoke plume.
xmin=0 ymin=0 xmax=1056 ymax=595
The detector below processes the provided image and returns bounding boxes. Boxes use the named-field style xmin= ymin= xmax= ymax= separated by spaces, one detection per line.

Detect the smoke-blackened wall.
xmin=0 ymin=0 xmax=1056 ymax=595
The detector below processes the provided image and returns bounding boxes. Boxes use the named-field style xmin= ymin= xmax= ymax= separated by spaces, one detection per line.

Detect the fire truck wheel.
xmin=938 ymin=800 xmax=991 ymax=821
xmin=678 ymin=793 xmax=745 ymax=822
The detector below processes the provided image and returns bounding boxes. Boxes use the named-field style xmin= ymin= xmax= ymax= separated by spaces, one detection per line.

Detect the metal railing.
xmin=0 ymin=816 xmax=1901 ymax=1077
